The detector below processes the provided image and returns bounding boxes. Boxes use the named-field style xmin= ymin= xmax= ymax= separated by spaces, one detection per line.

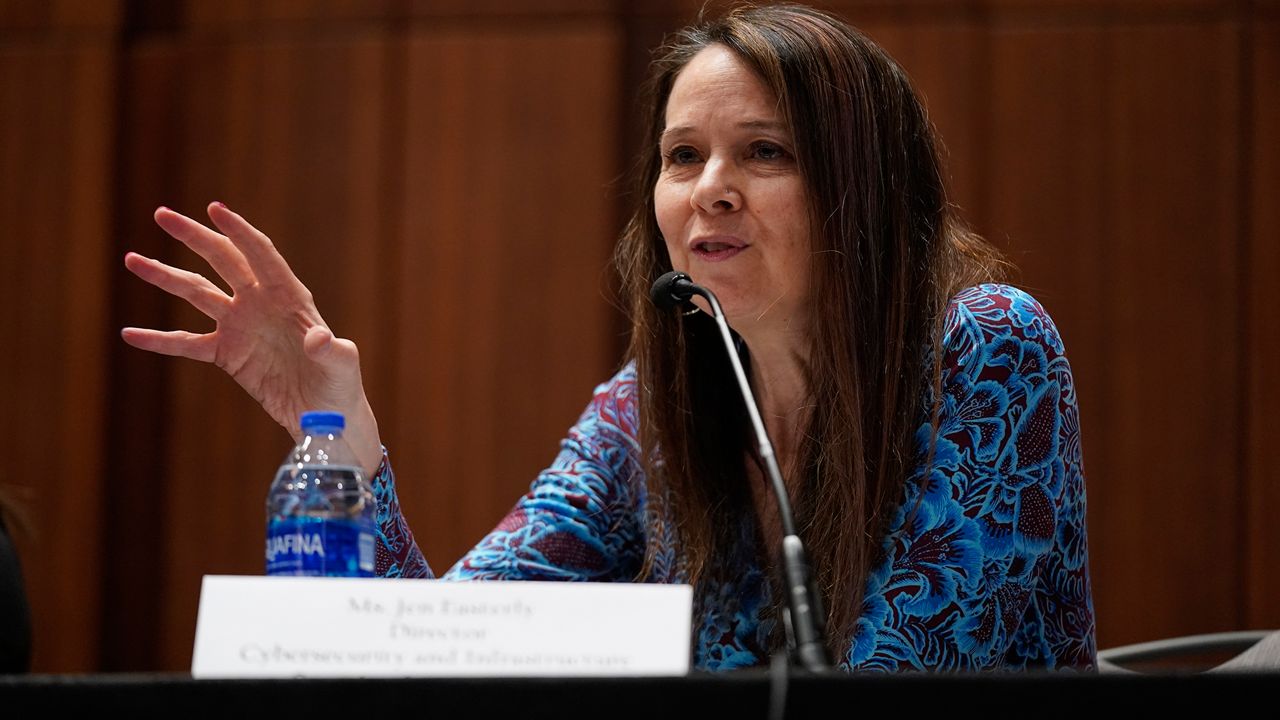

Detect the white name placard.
xmin=191 ymin=576 xmax=693 ymax=678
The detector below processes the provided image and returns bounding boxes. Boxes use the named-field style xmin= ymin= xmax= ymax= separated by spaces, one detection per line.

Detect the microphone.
xmin=649 ymin=270 xmax=698 ymax=310
xmin=649 ymin=270 xmax=831 ymax=673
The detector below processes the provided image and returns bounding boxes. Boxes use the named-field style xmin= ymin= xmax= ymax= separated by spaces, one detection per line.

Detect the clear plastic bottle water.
xmin=265 ymin=411 xmax=376 ymax=577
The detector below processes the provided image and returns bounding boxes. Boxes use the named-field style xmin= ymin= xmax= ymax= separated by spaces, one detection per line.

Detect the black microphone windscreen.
xmin=650 ymin=271 xmax=693 ymax=311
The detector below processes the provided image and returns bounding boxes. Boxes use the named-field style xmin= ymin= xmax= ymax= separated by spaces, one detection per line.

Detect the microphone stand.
xmin=651 ymin=272 xmax=831 ymax=673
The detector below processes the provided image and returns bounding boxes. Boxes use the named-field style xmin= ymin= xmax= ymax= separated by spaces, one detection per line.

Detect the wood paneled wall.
xmin=0 ymin=0 xmax=120 ymax=672
xmin=1 ymin=0 xmax=1275 ymax=672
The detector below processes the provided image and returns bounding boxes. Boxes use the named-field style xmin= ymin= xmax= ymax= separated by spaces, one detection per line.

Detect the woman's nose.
xmin=691 ymin=159 xmax=741 ymax=214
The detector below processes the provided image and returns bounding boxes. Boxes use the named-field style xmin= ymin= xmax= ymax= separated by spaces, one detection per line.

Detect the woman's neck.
xmin=738 ymin=321 xmax=812 ymax=469
xmin=738 ymin=324 xmax=811 ymax=566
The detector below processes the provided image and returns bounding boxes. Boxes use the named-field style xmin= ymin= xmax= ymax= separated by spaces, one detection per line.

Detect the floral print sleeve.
xmin=370 ymin=451 xmax=431 ymax=578
xmin=371 ymin=369 xmax=647 ymax=583
xmin=846 ymin=284 xmax=1097 ymax=671
xmin=438 ymin=373 xmax=647 ymax=582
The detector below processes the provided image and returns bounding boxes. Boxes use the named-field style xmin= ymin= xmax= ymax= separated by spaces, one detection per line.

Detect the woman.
xmin=122 ymin=4 xmax=1096 ymax=671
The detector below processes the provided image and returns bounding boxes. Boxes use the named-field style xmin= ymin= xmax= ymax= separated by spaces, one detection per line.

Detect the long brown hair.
xmin=614 ymin=3 xmax=1006 ymax=659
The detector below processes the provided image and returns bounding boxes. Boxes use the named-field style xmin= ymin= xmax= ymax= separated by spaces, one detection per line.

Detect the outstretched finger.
xmin=120 ymin=327 xmax=217 ymax=363
xmin=206 ymin=202 xmax=300 ymax=290
xmin=154 ymin=206 xmax=257 ymax=291
xmin=125 ymin=252 xmax=231 ymax=320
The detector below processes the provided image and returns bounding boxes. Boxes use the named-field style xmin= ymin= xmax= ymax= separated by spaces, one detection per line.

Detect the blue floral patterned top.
xmin=370 ymin=284 xmax=1097 ymax=671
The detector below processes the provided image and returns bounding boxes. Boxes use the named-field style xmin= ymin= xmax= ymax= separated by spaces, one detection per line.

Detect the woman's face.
xmin=654 ymin=44 xmax=811 ymax=336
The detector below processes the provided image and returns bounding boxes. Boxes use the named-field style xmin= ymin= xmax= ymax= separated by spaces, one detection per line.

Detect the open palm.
xmin=122 ymin=203 xmax=382 ymax=473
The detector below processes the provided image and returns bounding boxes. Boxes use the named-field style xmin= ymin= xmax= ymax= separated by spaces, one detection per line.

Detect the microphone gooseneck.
xmin=648 ymin=272 xmax=831 ymax=673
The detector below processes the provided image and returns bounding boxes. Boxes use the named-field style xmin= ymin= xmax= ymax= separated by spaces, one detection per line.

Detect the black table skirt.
xmin=2 ymin=670 xmax=1275 ymax=718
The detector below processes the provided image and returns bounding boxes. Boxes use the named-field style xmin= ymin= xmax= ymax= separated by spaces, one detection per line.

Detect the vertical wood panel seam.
xmin=1234 ymin=9 xmax=1254 ymax=631
xmin=972 ymin=8 xmax=994 ymax=256
xmin=378 ymin=17 xmax=408 ymax=473
xmin=1097 ymin=10 xmax=1116 ymax=645
xmin=101 ymin=12 xmax=135 ymax=670
xmin=608 ymin=11 xmax=634 ymax=362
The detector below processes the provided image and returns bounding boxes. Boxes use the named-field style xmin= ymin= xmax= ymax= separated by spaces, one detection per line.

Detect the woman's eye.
xmin=751 ymin=142 xmax=787 ymax=161
xmin=664 ymin=146 xmax=701 ymax=165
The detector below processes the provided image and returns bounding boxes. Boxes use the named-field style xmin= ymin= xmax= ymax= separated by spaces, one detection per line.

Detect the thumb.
xmin=302 ymin=325 xmax=335 ymax=360
xmin=304 ymin=325 xmax=362 ymax=379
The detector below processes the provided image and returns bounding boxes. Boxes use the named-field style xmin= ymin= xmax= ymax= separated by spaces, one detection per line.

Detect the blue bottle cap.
xmin=300 ymin=411 xmax=345 ymax=432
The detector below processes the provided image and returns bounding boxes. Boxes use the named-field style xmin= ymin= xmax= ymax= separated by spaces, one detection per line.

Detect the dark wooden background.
xmin=1 ymin=0 xmax=1276 ymax=672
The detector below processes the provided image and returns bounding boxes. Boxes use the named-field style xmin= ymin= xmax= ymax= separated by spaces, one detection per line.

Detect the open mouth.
xmin=692 ymin=239 xmax=747 ymax=261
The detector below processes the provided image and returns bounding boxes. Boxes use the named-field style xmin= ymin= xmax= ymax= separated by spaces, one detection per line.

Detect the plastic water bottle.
xmin=265 ymin=411 xmax=376 ymax=576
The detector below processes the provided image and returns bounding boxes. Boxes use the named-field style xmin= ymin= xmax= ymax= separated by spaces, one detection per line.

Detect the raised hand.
xmin=122 ymin=203 xmax=383 ymax=475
